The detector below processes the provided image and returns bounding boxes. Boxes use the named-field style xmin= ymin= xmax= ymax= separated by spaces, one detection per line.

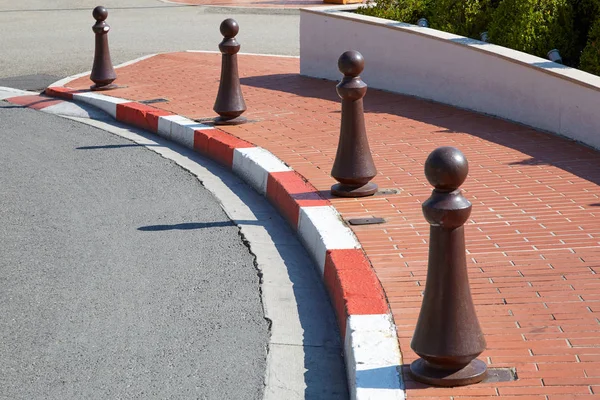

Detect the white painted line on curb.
xmin=232 ymin=147 xmax=292 ymax=195
xmin=49 ymin=71 xmax=91 ymax=88
xmin=114 ymin=53 xmax=159 ymax=69
xmin=49 ymin=54 xmax=159 ymax=89
xmin=41 ymin=102 xmax=96 ymax=119
xmin=298 ymin=205 xmax=361 ymax=275
xmin=157 ymin=115 xmax=213 ymax=149
xmin=345 ymin=314 xmax=405 ymax=400
xmin=0 ymin=87 xmax=38 ymax=100
xmin=72 ymin=92 xmax=129 ymax=119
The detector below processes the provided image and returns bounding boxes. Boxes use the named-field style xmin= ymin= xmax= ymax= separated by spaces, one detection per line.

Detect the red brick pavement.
xmin=64 ymin=52 xmax=600 ymax=398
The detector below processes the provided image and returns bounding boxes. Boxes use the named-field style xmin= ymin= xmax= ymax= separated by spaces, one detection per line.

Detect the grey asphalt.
xmin=0 ymin=102 xmax=269 ymax=399
xmin=0 ymin=0 xmax=300 ymax=90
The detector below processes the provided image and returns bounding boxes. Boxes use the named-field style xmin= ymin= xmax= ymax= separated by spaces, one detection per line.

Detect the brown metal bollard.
xmin=330 ymin=51 xmax=378 ymax=197
xmin=410 ymin=146 xmax=487 ymax=387
xmin=213 ymin=18 xmax=247 ymax=125
xmin=90 ymin=6 xmax=117 ymax=91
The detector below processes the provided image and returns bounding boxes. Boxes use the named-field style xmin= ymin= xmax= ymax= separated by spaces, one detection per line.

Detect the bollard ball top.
xmin=93 ymin=6 xmax=108 ymax=21
xmin=424 ymin=146 xmax=469 ymax=191
xmin=338 ymin=50 xmax=364 ymax=77
xmin=220 ymin=18 xmax=239 ymax=38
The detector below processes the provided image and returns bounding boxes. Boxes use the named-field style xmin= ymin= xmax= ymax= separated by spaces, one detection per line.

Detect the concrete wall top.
xmin=300 ymin=6 xmax=600 ymax=150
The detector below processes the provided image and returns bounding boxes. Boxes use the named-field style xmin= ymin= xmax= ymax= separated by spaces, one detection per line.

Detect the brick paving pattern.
xmin=65 ymin=52 xmax=600 ymax=398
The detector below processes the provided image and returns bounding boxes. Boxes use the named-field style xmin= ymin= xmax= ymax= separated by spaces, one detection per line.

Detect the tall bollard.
xmin=90 ymin=6 xmax=117 ymax=91
xmin=213 ymin=18 xmax=247 ymax=125
xmin=330 ymin=51 xmax=378 ymax=197
xmin=410 ymin=146 xmax=487 ymax=387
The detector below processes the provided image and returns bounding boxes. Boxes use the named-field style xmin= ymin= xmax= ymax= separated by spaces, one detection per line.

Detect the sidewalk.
xmin=51 ymin=52 xmax=600 ymax=398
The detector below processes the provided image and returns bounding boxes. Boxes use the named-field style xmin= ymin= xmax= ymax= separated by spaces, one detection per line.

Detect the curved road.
xmin=0 ymin=103 xmax=268 ymax=399
xmin=0 ymin=0 xmax=300 ymax=90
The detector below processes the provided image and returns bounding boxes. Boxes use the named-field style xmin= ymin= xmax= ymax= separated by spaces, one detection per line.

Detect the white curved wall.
xmin=300 ymin=6 xmax=600 ymax=150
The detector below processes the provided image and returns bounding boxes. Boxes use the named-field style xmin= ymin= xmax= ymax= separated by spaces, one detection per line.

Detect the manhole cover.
xmin=375 ymin=188 xmax=400 ymax=196
xmin=347 ymin=217 xmax=386 ymax=226
xmin=193 ymin=117 xmax=259 ymax=125
xmin=139 ymin=98 xmax=169 ymax=105
xmin=482 ymin=367 xmax=518 ymax=383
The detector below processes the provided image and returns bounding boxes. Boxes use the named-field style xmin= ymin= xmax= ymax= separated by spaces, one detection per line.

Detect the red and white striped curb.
xmin=3 ymin=70 xmax=405 ymax=399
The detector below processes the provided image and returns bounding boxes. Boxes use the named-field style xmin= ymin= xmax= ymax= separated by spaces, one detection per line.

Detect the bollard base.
xmin=213 ymin=116 xmax=247 ymax=126
xmin=410 ymin=358 xmax=487 ymax=387
xmin=331 ymin=182 xmax=378 ymax=198
xmin=90 ymin=83 xmax=120 ymax=92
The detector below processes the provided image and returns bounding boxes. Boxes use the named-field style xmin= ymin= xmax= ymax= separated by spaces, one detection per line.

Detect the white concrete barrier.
xmin=300 ymin=6 xmax=600 ymax=150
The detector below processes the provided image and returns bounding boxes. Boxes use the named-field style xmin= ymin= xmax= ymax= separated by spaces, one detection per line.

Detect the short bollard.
xmin=330 ymin=51 xmax=378 ymax=197
xmin=213 ymin=18 xmax=247 ymax=125
xmin=410 ymin=146 xmax=487 ymax=387
xmin=90 ymin=6 xmax=117 ymax=91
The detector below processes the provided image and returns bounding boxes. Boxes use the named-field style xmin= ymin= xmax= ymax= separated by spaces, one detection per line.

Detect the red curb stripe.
xmin=45 ymin=86 xmax=75 ymax=100
xmin=117 ymin=102 xmax=173 ymax=133
xmin=324 ymin=249 xmax=389 ymax=339
xmin=5 ymin=95 xmax=64 ymax=110
xmin=266 ymin=171 xmax=330 ymax=228
xmin=193 ymin=129 xmax=214 ymax=154
xmin=193 ymin=128 xmax=254 ymax=167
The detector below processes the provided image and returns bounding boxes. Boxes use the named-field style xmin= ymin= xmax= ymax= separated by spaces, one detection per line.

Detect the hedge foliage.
xmin=428 ymin=0 xmax=493 ymax=38
xmin=488 ymin=0 xmax=577 ymax=63
xmin=357 ymin=0 xmax=600 ymax=75
xmin=356 ymin=0 xmax=433 ymax=25
xmin=580 ymin=17 xmax=600 ymax=74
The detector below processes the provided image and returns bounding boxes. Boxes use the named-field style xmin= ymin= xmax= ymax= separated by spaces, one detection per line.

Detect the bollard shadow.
xmin=241 ymin=74 xmax=338 ymax=102
xmin=355 ymin=365 xmax=406 ymax=390
xmin=126 ymin=125 xmax=349 ymax=399
xmin=77 ymin=144 xmax=154 ymax=150
xmin=240 ymin=73 xmax=600 ymax=187
xmin=0 ymin=104 xmax=24 ymax=109
xmin=530 ymin=61 xmax=571 ymax=70
xmin=139 ymin=220 xmax=249 ymax=231
xmin=4 ymin=98 xmax=57 ymax=109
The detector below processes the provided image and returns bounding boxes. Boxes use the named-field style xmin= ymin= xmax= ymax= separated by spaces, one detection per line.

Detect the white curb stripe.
xmin=49 ymin=71 xmax=91 ymax=89
xmin=114 ymin=53 xmax=158 ymax=69
xmin=157 ymin=115 xmax=213 ymax=149
xmin=40 ymin=102 xmax=96 ymax=119
xmin=345 ymin=314 xmax=405 ymax=400
xmin=297 ymin=205 xmax=360 ymax=275
xmin=49 ymin=54 xmax=159 ymax=89
xmin=0 ymin=87 xmax=38 ymax=100
xmin=232 ymin=147 xmax=292 ymax=195
xmin=72 ymin=92 xmax=129 ymax=119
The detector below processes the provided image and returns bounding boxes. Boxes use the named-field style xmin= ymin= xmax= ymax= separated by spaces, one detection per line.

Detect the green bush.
xmin=356 ymin=0 xmax=600 ymax=75
xmin=488 ymin=0 xmax=577 ymax=65
xmin=580 ymin=17 xmax=600 ymax=74
xmin=571 ymin=0 xmax=600 ymax=55
xmin=356 ymin=0 xmax=433 ymax=25
xmin=428 ymin=0 xmax=494 ymax=39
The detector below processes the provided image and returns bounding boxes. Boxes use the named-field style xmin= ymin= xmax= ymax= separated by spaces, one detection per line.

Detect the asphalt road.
xmin=0 ymin=102 xmax=269 ymax=399
xmin=0 ymin=0 xmax=300 ymax=90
